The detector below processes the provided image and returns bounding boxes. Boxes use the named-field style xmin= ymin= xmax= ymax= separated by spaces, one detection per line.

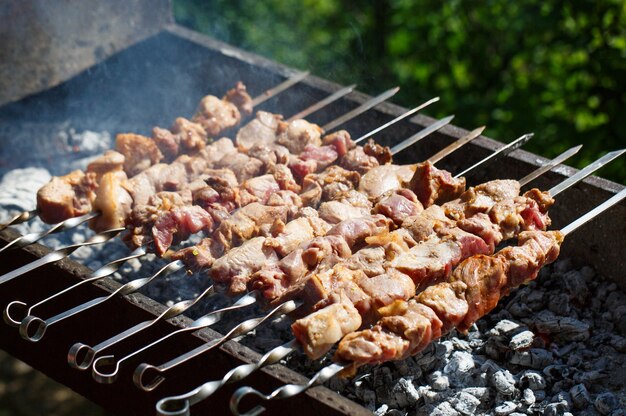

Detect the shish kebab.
xmin=228 ymin=187 xmax=626 ymax=416
xmin=0 ymin=72 xmax=312 ymax=232
xmin=88 ymin=136 xmax=554 ymax=384
xmin=64 ymin=125 xmax=489 ymax=378
xmin=130 ymin=145 xmax=594 ymax=395
xmin=3 ymin=98 xmax=450 ymax=331
xmin=0 ymin=82 xmax=430 ymax=283
xmin=149 ymin=149 xmax=619 ymax=412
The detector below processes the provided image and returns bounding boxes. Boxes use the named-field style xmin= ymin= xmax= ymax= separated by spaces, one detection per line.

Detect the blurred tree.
xmin=174 ymin=0 xmax=626 ymax=183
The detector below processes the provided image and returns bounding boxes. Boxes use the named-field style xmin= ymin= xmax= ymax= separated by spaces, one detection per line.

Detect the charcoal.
xmin=449 ymin=391 xmax=481 ymax=415
xmin=510 ymin=349 xmax=554 ymax=369
xmin=491 ymin=369 xmax=516 ymax=396
xmin=548 ymin=292 xmax=572 ymax=316
xmin=494 ymin=400 xmax=518 ymax=416
xmin=519 ymin=370 xmax=548 ymax=390
xmin=443 ymin=351 xmax=475 ymax=386
xmin=388 ymin=378 xmax=420 ymax=408
xmin=374 ymin=404 xmax=389 ymax=416
xmin=509 ymin=330 xmax=535 ymax=350
xmin=428 ymin=402 xmax=461 ymax=416
xmin=569 ymin=384 xmax=591 ymax=409
xmin=595 ymin=393 xmax=619 ymax=415
xmin=521 ymin=388 xmax=535 ymax=406
xmin=428 ymin=371 xmax=450 ymax=391
xmin=543 ymin=402 xmax=568 ymax=416
xmin=563 ymin=270 xmax=590 ymax=303
xmin=533 ymin=310 xmax=590 ymax=342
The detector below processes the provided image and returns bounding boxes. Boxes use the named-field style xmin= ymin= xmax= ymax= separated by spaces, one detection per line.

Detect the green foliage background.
xmin=174 ymin=0 xmax=626 ymax=184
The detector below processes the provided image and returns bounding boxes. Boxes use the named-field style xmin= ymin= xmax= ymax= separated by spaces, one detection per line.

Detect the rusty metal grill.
xmin=1 ymin=24 xmax=625 ymax=416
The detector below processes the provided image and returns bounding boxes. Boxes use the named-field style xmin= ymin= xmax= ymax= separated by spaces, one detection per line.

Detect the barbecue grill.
xmin=1 ymin=7 xmax=625 ymax=416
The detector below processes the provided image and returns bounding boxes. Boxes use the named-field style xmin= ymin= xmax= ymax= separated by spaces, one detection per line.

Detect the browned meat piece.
xmin=152 ymin=205 xmax=214 ymax=256
xmin=379 ymin=301 xmax=443 ymax=356
xmin=318 ymin=201 xmax=370 ymax=224
xmin=86 ymin=150 xmax=125 ymax=181
xmin=456 ymin=213 xmax=503 ymax=252
xmin=37 ymin=170 xmax=98 ymax=224
xmin=276 ymin=119 xmax=323 ymax=154
xmin=171 ymin=238 xmax=217 ymax=272
xmin=363 ymin=139 xmax=392 ymax=165
xmin=356 ymin=269 xmax=416 ymax=316
xmin=340 ymin=145 xmax=379 ymax=175
xmin=335 ymin=189 xmax=371 ymax=208
xmin=291 ymin=300 xmax=362 ymax=360
xmin=115 ymin=133 xmax=163 ymax=177
xmin=267 ymin=164 xmax=300 ymax=193
xmin=240 ymin=174 xmax=280 ymax=204
xmin=211 ymin=236 xmax=279 ymax=295
xmin=198 ymin=138 xmax=238 ymax=166
xmin=359 ymin=164 xmax=416 ymax=200
xmin=343 ymin=246 xmax=387 ymax=277
xmin=317 ymin=166 xmax=361 ymax=201
xmin=235 ymin=111 xmax=284 ymax=153
xmin=224 ymin=81 xmax=253 ymax=116
xmin=409 ymin=161 xmax=466 ymax=207
xmin=247 ymin=143 xmax=290 ymax=167
xmin=215 ymin=152 xmax=264 ymax=182
xmin=90 ymin=171 xmax=132 ymax=232
xmin=327 ymin=214 xmax=393 ymax=248
xmin=402 ymin=205 xmax=453 ymax=242
xmin=322 ymin=130 xmax=355 ymax=157
xmin=296 ymin=145 xmax=338 ymax=172
xmin=264 ymin=216 xmax=331 ymax=257
xmin=299 ymin=180 xmax=322 ymax=207
xmin=390 ymin=238 xmax=463 ymax=287
xmin=214 ymin=203 xmax=290 ymax=250
xmin=373 ymin=189 xmax=424 ymax=225
xmin=123 ymin=162 xmax=188 ymax=206
xmin=193 ymin=95 xmax=241 ymax=137
xmin=415 ymin=281 xmax=468 ymax=333
xmin=335 ymin=326 xmax=410 ymax=369
xmin=443 ymin=179 xmax=521 ymax=220
xmin=152 ymin=117 xmax=208 ymax=162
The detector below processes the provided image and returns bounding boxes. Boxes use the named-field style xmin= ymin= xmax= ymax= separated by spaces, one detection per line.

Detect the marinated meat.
xmin=276 ymin=119 xmax=323 ymax=154
xmin=211 ymin=236 xmax=279 ymax=295
xmin=291 ymin=300 xmax=361 ymax=360
xmin=215 ymin=152 xmax=264 ymax=182
xmin=340 ymin=145 xmax=379 ymax=175
xmin=86 ymin=150 xmax=125 ymax=181
xmin=152 ymin=117 xmax=208 ymax=161
xmin=171 ymin=238 xmax=217 ymax=272
xmin=214 ymin=203 xmax=290 ymax=250
xmin=115 ymin=133 xmax=163 ymax=177
xmin=264 ymin=216 xmax=331 ymax=257
xmin=224 ymin=81 xmax=253 ymax=116
xmin=443 ymin=179 xmax=521 ymax=220
xmin=322 ymin=130 xmax=355 ymax=157
xmin=327 ymin=214 xmax=393 ymax=248
xmin=90 ymin=171 xmax=132 ymax=232
xmin=37 ymin=170 xmax=98 ymax=224
xmin=373 ymin=189 xmax=424 ymax=225
xmin=363 ymin=139 xmax=392 ymax=165
xmin=152 ymin=205 xmax=214 ymax=256
xmin=193 ymin=95 xmax=240 ymax=137
xmin=359 ymin=164 xmax=416 ymax=200
xmin=409 ymin=160 xmax=466 ymax=207
xmin=235 ymin=111 xmax=283 ymax=153
xmin=248 ymin=143 xmax=290 ymax=167
xmin=318 ymin=201 xmax=370 ymax=224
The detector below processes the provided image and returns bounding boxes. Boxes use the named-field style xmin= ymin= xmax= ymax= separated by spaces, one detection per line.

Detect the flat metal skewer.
xmin=428 ymin=126 xmax=485 ymax=164
xmin=322 ymin=87 xmax=400 ymax=132
xmin=287 ymin=84 xmax=356 ymax=121
xmin=229 ymin=172 xmax=626 ymax=416
xmin=519 ymin=145 xmax=583 ymax=186
xmin=454 ymin=133 xmax=534 ymax=178
xmin=390 ymin=115 xmax=454 ymax=155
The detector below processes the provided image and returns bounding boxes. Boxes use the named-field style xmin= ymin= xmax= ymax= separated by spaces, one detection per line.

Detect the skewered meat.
xmin=86 ymin=150 xmax=125 ymax=181
xmin=152 ymin=206 xmax=214 ymax=256
xmin=322 ymin=130 xmax=355 ymax=157
xmin=115 ymin=133 xmax=164 ymax=177
xmin=90 ymin=171 xmax=132 ymax=232
xmin=235 ymin=111 xmax=284 ymax=153
xmin=359 ymin=164 xmax=416 ymax=200
xmin=409 ymin=160 xmax=466 ymax=206
xmin=193 ymin=96 xmax=239 ymax=137
xmin=335 ymin=230 xmax=564 ymax=370
xmin=291 ymin=299 xmax=362 ymax=360
xmin=373 ymin=189 xmax=424 ymax=225
xmin=152 ymin=117 xmax=208 ymax=162
xmin=264 ymin=215 xmax=332 ymax=257
xmin=276 ymin=119 xmax=323 ymax=154
xmin=36 ymin=170 xmax=98 ymax=224
xmin=318 ymin=201 xmax=371 ymax=224
xmin=223 ymin=81 xmax=253 ymax=116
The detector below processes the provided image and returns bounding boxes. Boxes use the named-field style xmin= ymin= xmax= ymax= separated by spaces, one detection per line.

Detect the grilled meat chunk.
xmin=409 ymin=160 xmax=466 ymax=207
xmin=264 ymin=215 xmax=331 ymax=257
xmin=318 ymin=201 xmax=370 ymax=224
xmin=152 ymin=117 xmax=208 ymax=162
xmin=236 ymin=111 xmax=284 ymax=153
xmin=193 ymin=95 xmax=240 ymax=137
xmin=37 ymin=170 xmax=98 ymax=224
xmin=224 ymin=81 xmax=253 ymax=116
xmin=359 ymin=164 xmax=416 ymax=200
xmin=292 ymin=300 xmax=361 ymax=360
xmin=276 ymin=119 xmax=323 ymax=154
xmin=152 ymin=205 xmax=214 ymax=256
xmin=115 ymin=133 xmax=163 ymax=177
xmin=90 ymin=171 xmax=132 ymax=232
xmin=373 ymin=189 xmax=424 ymax=225
xmin=86 ymin=150 xmax=125 ymax=181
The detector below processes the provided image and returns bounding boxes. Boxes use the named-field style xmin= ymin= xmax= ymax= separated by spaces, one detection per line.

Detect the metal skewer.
xmin=229 ymin=178 xmax=626 ymax=416
xmin=322 ymin=87 xmax=400 ymax=132
xmin=287 ymin=84 xmax=357 ymax=121
xmin=518 ymin=145 xmax=582 ymax=186
xmin=250 ymin=71 xmax=310 ymax=107
xmin=154 ymin=145 xmax=585 ymax=412
xmin=454 ymin=133 xmax=534 ymax=178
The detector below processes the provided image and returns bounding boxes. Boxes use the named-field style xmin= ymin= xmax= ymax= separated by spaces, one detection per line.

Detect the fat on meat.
xmin=276 ymin=118 xmax=323 ymax=154
xmin=359 ymin=164 xmax=416 ymax=200
xmin=86 ymin=150 xmax=125 ymax=181
xmin=90 ymin=170 xmax=132 ymax=232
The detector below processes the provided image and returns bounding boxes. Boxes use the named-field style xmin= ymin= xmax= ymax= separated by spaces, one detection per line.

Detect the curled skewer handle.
xmin=3 ymin=300 xmax=27 ymax=327
xmin=3 ymin=246 xmax=147 ymax=328
xmin=135 ymin=300 xmax=299 ymax=391
xmin=91 ymin=288 xmax=256 ymax=384
xmin=67 ymin=284 xmax=216 ymax=370
xmin=0 ymin=209 xmax=38 ymax=232
xmin=0 ymin=227 xmax=124 ymax=285
xmin=19 ymin=315 xmax=48 ymax=342
xmin=17 ymin=259 xmax=184 ymax=342
xmin=0 ymin=211 xmax=99 ymax=254
xmin=230 ymin=363 xmax=347 ymax=416
xmin=155 ymin=340 xmax=298 ymax=414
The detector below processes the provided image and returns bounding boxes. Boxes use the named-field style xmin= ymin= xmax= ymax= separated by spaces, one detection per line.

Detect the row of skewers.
xmin=0 ymin=72 xmax=624 ymax=416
